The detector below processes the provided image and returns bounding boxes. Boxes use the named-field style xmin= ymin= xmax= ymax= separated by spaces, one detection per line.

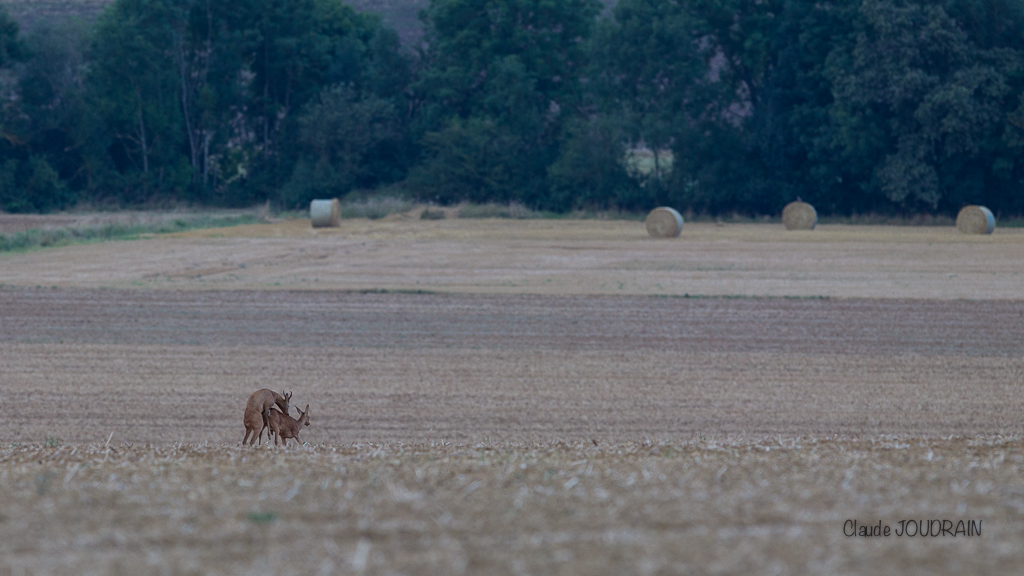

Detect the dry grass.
xmin=158 ymin=216 xmax=1024 ymax=244
xmin=2 ymin=219 xmax=1023 ymax=298
xmin=2 ymin=438 xmax=1022 ymax=575
xmin=336 ymin=196 xmax=416 ymax=220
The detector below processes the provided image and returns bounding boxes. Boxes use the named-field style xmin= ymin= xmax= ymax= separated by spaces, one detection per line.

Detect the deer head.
xmin=277 ymin=391 xmax=292 ymax=416
xmin=297 ymin=404 xmax=310 ymax=427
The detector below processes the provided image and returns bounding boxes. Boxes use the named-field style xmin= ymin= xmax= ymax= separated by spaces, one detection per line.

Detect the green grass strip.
xmin=0 ymin=215 xmax=262 ymax=254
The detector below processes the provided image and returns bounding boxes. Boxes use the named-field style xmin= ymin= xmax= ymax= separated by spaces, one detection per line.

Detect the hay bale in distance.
xmin=956 ymin=205 xmax=995 ymax=235
xmin=782 ymin=201 xmax=817 ymax=230
xmin=310 ymin=199 xmax=341 ymax=228
xmin=645 ymin=207 xmax=683 ymax=238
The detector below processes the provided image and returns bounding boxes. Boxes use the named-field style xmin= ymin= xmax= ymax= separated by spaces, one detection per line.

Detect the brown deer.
xmin=242 ymin=389 xmax=291 ymax=445
xmin=267 ymin=404 xmax=310 ymax=446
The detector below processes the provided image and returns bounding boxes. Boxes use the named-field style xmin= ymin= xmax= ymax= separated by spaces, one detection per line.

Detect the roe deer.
xmin=267 ymin=404 xmax=310 ymax=446
xmin=242 ymin=389 xmax=291 ymax=445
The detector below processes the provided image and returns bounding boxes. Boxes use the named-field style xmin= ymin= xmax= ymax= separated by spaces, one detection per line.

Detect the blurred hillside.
xmin=0 ymin=0 xmax=611 ymax=45
xmin=348 ymin=0 xmax=429 ymax=46
xmin=0 ymin=0 xmax=432 ymax=44
xmin=0 ymin=0 xmax=108 ymax=29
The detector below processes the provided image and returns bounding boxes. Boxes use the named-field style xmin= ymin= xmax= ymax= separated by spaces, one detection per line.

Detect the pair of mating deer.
xmin=242 ymin=389 xmax=311 ymax=446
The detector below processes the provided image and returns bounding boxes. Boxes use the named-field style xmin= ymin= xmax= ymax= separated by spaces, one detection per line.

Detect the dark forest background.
xmin=1 ymin=0 xmax=1022 ymax=216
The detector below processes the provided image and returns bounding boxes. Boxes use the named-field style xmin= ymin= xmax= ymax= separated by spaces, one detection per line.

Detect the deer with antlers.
xmin=267 ymin=404 xmax=311 ymax=446
xmin=242 ymin=389 xmax=291 ymax=445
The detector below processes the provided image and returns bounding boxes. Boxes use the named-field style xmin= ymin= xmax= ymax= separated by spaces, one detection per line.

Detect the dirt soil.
xmin=2 ymin=288 xmax=1023 ymax=444
xmin=1 ymin=219 xmax=1023 ymax=574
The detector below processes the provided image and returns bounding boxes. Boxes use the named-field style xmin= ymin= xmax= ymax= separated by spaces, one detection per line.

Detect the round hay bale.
xmin=310 ymin=199 xmax=341 ymax=228
xmin=645 ymin=207 xmax=683 ymax=238
xmin=782 ymin=201 xmax=817 ymax=230
xmin=956 ymin=205 xmax=995 ymax=235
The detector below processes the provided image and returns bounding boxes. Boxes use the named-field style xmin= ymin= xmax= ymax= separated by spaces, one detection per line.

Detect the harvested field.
xmin=1 ymin=218 xmax=1023 ymax=573
xmin=2 ymin=439 xmax=1022 ymax=575
xmin=1 ymin=219 xmax=1023 ymax=298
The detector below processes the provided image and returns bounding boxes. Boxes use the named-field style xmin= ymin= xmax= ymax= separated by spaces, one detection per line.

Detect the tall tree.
xmin=822 ymin=0 xmax=1021 ymax=212
xmin=80 ymin=0 xmax=411 ymax=206
xmin=411 ymin=0 xmax=603 ymax=209
xmin=84 ymin=0 xmax=190 ymax=202
xmin=282 ymin=84 xmax=402 ymax=206
xmin=0 ymin=8 xmax=23 ymax=68
xmin=220 ymin=0 xmax=411 ymax=203
xmin=1 ymin=9 xmax=75 ymax=212
xmin=604 ymin=0 xmax=1024 ymax=216
xmin=224 ymin=0 xmax=410 ymax=203
xmin=596 ymin=0 xmax=703 ymax=183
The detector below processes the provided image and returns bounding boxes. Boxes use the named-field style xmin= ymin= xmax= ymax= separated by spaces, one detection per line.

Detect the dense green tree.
xmin=77 ymin=0 xmax=411 ymax=206
xmin=0 ymin=8 xmax=23 ymax=68
xmin=282 ymin=85 xmax=403 ymax=206
xmin=750 ymin=0 xmax=862 ymax=213
xmin=547 ymin=116 xmax=635 ymax=209
xmin=0 ymin=8 xmax=26 ymax=211
xmin=606 ymin=0 xmax=1024 ymax=216
xmin=668 ymin=0 xmax=786 ymax=214
xmin=4 ymin=0 xmax=1024 ymax=217
xmin=410 ymin=117 xmax=522 ymax=204
xmin=822 ymin=0 xmax=1019 ymax=211
xmin=411 ymin=0 xmax=603 ymax=210
xmin=596 ymin=0 xmax=789 ymax=214
xmin=219 ymin=0 xmax=411 ymax=203
xmin=15 ymin=19 xmax=91 ymax=191
xmin=592 ymin=0 xmax=702 ymax=184
xmin=1 ymin=9 xmax=77 ymax=212
xmin=84 ymin=0 xmax=191 ymax=202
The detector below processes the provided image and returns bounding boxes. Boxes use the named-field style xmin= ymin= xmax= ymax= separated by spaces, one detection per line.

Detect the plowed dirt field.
xmin=2 ymin=289 xmax=1023 ymax=444
xmin=1 ymin=218 xmax=1023 ymax=574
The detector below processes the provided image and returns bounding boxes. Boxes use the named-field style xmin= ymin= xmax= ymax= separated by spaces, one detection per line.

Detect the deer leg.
xmin=262 ymin=406 xmax=276 ymax=445
xmin=243 ymin=428 xmax=251 ymax=445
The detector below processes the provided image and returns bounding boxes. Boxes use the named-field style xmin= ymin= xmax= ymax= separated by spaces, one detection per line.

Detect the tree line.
xmin=1 ymin=0 xmax=1022 ymax=216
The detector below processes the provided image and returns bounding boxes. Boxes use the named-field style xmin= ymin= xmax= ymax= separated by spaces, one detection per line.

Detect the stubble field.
xmin=1 ymin=215 xmax=1023 ymax=574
